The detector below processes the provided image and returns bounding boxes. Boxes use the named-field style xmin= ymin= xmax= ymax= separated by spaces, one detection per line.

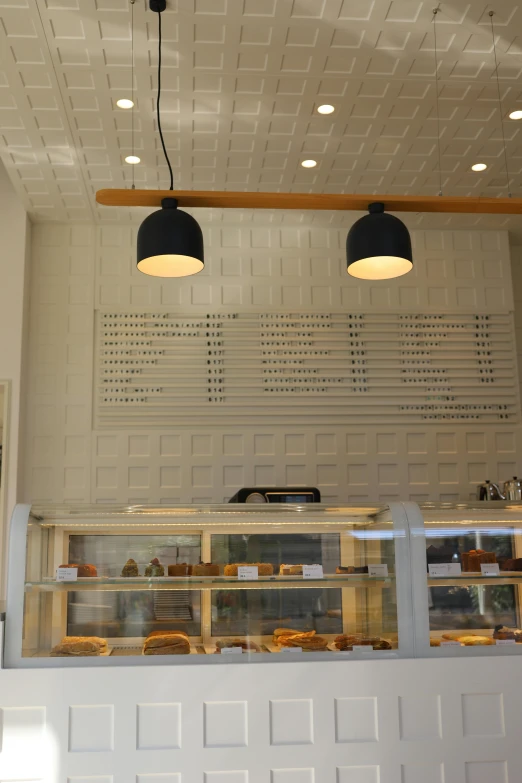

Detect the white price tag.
xmin=429 ymin=563 xmax=462 ymax=577
xmin=368 ymin=564 xmax=388 ymax=578
xmin=352 ymin=645 xmax=374 ymax=652
xmin=440 ymin=640 xmax=461 ymax=647
xmin=221 ymin=646 xmax=243 ymax=655
xmin=303 ymin=564 xmax=324 ymax=580
xmin=481 ymin=563 xmax=500 ymax=576
xmin=56 ymin=567 xmax=78 ymax=582
xmin=237 ymin=566 xmax=258 ymax=581
xmin=495 ymin=638 xmax=516 ymax=646
xmin=281 ymin=646 xmax=302 ymax=653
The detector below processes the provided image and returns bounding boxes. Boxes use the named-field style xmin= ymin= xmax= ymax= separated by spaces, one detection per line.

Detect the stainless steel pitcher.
xmin=476 ymin=480 xmax=506 ymax=501
xmin=503 ymin=476 xmax=522 ymax=501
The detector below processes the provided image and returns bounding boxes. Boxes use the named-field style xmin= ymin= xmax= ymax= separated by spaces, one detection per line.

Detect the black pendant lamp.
xmin=137 ymin=198 xmax=204 ymax=277
xmin=346 ymin=202 xmax=413 ymax=280
xmin=136 ymin=0 xmax=204 ymax=278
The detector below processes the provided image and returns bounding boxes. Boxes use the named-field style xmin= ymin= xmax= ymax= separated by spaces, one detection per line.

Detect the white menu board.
xmin=96 ymin=312 xmax=517 ymax=427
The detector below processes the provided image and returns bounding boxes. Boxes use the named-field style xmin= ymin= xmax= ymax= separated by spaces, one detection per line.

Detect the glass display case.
xmin=407 ymin=501 xmax=522 ymax=656
xmin=4 ymin=502 xmax=413 ymax=667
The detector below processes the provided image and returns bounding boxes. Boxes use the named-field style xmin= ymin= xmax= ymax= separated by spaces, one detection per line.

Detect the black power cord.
xmin=150 ymin=0 xmax=174 ymax=191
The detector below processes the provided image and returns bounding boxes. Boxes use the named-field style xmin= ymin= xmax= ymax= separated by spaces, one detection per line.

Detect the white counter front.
xmin=0 ymin=657 xmax=519 ymax=783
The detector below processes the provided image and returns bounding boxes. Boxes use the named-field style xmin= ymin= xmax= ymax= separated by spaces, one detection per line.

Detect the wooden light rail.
xmin=96 ymin=189 xmax=522 ymax=214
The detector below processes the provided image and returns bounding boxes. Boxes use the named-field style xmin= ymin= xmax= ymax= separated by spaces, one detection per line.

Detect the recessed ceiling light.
xmin=117 ymin=98 xmax=134 ymax=109
xmin=471 ymin=162 xmax=487 ymax=172
xmin=301 ymin=159 xmax=317 ymax=168
xmin=509 ymin=110 xmax=522 ymax=120
xmin=317 ymin=104 xmax=335 ymax=115
xmin=125 ymin=155 xmax=140 ymax=164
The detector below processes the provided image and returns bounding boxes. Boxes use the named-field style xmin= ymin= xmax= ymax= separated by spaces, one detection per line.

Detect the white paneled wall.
xmin=24 ymin=222 xmax=521 ymax=504
xmin=0 ymin=657 xmax=522 ymax=782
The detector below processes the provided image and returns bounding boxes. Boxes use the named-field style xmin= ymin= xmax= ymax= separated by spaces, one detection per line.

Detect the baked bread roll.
xmin=273 ymin=628 xmax=314 ymax=644
xmin=192 ymin=563 xmax=220 ymax=576
xmin=167 ymin=563 xmax=192 ymax=577
xmin=59 ymin=563 xmax=97 ymax=577
xmin=459 ymin=635 xmax=494 ymax=646
xmin=493 ymin=626 xmax=516 ymax=640
xmin=51 ymin=639 xmax=101 ymax=656
xmin=279 ymin=633 xmax=328 ymax=651
xmin=430 ymin=638 xmax=442 ymax=647
xmin=62 ymin=635 xmax=108 ymax=653
xmin=143 ymin=632 xmax=189 ymax=655
xmin=224 ymin=563 xmax=273 ymax=576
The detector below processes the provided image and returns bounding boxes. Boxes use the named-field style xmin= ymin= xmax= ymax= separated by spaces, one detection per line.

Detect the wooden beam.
xmin=95 ymin=189 xmax=522 ymax=215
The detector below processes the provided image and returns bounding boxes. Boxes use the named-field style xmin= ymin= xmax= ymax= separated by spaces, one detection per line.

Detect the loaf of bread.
xmin=59 ymin=563 xmax=97 ymax=577
xmin=167 ymin=563 xmax=193 ymax=577
xmin=61 ymin=635 xmax=108 ymax=653
xmin=224 ymin=563 xmax=273 ymax=576
xmin=192 ymin=563 xmax=220 ymax=576
xmin=51 ymin=637 xmax=105 ymax=656
xmin=143 ymin=631 xmax=190 ymax=655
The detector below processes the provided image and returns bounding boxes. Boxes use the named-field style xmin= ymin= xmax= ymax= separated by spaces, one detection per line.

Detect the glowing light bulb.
xmin=117 ymin=98 xmax=134 ymax=109
xmin=125 ymin=155 xmax=140 ymax=164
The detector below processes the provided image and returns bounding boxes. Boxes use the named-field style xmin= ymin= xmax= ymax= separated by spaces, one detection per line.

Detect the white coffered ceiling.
xmin=2 ymin=0 xmax=522 ymax=236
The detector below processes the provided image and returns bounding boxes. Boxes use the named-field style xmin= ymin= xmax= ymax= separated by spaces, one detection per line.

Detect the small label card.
xmin=56 ymin=567 xmax=78 ymax=582
xmin=429 ymin=563 xmax=462 ymax=577
xmin=221 ymin=646 xmax=243 ymax=655
xmin=238 ymin=566 xmax=258 ymax=581
xmin=481 ymin=563 xmax=500 ymax=576
xmin=495 ymin=639 xmax=516 ymax=646
xmin=281 ymin=646 xmax=302 ymax=653
xmin=303 ymin=564 xmax=324 ymax=580
xmin=352 ymin=645 xmax=374 ymax=652
xmin=441 ymin=640 xmax=461 ymax=647
xmin=368 ymin=564 xmax=389 ymax=577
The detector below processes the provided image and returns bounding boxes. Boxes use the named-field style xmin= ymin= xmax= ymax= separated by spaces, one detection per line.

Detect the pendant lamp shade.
xmin=346 ymin=202 xmax=413 ymax=280
xmin=137 ymin=198 xmax=204 ymax=277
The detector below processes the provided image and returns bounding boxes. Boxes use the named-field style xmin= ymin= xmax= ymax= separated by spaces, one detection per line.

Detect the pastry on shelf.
xmin=336 ymin=565 xmax=369 ymax=574
xmin=58 ymin=563 xmax=97 ymax=577
xmin=145 ymin=558 xmax=165 ymax=577
xmin=224 ymin=563 xmax=274 ymax=577
xmin=215 ymin=639 xmax=260 ymax=653
xmin=279 ymin=564 xmax=303 ymax=575
xmin=143 ymin=631 xmax=190 ymax=655
xmin=50 ymin=636 xmax=107 ymax=656
xmin=458 ymin=635 xmax=494 ymax=646
xmin=430 ymin=638 xmax=442 ymax=647
xmin=121 ymin=558 xmax=139 ymax=577
xmin=273 ymin=628 xmax=315 ymax=645
xmin=167 ymin=563 xmax=193 ymax=577
xmin=499 ymin=557 xmax=522 ymax=571
xmin=333 ymin=634 xmax=389 ymax=651
xmin=493 ymin=626 xmax=516 ymax=640
xmin=279 ymin=633 xmax=328 ymax=651
xmin=461 ymin=549 xmax=497 ymax=572
xmin=441 ymin=632 xmax=463 ymax=641
xmin=192 ymin=562 xmax=220 ymax=576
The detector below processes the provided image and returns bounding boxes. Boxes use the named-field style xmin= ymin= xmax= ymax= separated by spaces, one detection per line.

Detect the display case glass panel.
xmin=412 ymin=502 xmax=522 ymax=654
xmin=5 ymin=503 xmax=411 ymax=667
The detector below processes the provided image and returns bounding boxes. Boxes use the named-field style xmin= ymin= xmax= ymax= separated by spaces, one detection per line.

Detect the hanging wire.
xmin=432 ymin=5 xmax=443 ymax=196
xmin=156 ymin=8 xmax=174 ymax=190
xmin=489 ymin=10 xmax=512 ymax=197
xmin=131 ymin=0 xmax=135 ymax=189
